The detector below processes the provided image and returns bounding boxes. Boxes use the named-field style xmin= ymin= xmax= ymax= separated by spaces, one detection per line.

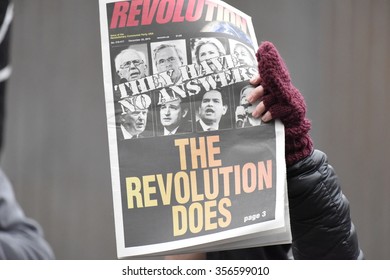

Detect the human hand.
xmin=246 ymin=41 xmax=313 ymax=166
xmin=247 ymin=74 xmax=271 ymax=122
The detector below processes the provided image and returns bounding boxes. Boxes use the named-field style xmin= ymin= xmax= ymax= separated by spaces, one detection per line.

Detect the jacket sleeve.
xmin=0 ymin=169 xmax=54 ymax=259
xmin=287 ymin=150 xmax=363 ymax=259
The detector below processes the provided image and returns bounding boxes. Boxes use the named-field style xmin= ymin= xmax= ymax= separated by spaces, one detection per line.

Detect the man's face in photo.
xmin=155 ymin=47 xmax=183 ymax=83
xmin=117 ymin=50 xmax=147 ymax=82
xmin=122 ymin=108 xmax=148 ymax=136
xmin=234 ymin=44 xmax=255 ymax=67
xmin=199 ymin=90 xmax=227 ymax=124
xmin=160 ymin=98 xmax=187 ymax=130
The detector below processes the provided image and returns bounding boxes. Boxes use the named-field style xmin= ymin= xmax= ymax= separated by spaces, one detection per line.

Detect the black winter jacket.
xmin=207 ymin=150 xmax=364 ymax=260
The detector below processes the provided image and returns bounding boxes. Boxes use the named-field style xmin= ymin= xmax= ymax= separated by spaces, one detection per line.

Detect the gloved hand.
xmin=248 ymin=41 xmax=313 ymax=166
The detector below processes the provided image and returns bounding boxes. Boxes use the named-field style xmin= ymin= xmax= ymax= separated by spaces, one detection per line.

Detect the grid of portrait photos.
xmin=110 ymin=36 xmax=262 ymax=141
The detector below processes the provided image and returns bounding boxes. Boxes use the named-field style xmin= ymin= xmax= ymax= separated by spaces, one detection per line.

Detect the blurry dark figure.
xmin=0 ymin=0 xmax=54 ymax=259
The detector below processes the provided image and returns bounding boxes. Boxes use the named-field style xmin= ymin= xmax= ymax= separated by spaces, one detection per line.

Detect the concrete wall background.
xmin=1 ymin=0 xmax=389 ymax=259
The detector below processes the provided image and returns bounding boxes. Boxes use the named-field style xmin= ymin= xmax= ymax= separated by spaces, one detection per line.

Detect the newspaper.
xmin=98 ymin=0 xmax=291 ymax=258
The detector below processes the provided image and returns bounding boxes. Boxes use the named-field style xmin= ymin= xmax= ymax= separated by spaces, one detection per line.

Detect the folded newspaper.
xmin=98 ymin=0 xmax=291 ymax=258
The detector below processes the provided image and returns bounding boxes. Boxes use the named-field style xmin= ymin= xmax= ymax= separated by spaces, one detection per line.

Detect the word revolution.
xmin=110 ymin=0 xmax=248 ymax=35
xmin=125 ymin=136 xmax=273 ymax=236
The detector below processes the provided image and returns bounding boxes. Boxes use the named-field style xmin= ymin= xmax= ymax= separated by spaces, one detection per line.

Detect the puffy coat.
xmin=207 ymin=150 xmax=364 ymax=260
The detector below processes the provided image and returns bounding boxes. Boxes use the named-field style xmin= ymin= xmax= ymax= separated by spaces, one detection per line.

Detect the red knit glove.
xmin=256 ymin=41 xmax=313 ymax=166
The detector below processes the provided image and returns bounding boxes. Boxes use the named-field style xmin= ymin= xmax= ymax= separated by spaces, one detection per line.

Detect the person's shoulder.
xmin=177 ymin=121 xmax=193 ymax=134
xmin=219 ymin=117 xmax=232 ymax=130
xmin=156 ymin=127 xmax=164 ymax=136
xmin=195 ymin=120 xmax=205 ymax=132
xmin=139 ymin=131 xmax=154 ymax=138
xmin=116 ymin=126 xmax=125 ymax=141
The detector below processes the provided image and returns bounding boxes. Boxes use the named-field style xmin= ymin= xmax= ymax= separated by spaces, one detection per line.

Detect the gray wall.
xmin=2 ymin=0 xmax=389 ymax=259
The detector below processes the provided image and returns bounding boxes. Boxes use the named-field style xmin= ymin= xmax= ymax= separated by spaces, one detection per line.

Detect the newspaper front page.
xmin=99 ymin=0 xmax=290 ymax=258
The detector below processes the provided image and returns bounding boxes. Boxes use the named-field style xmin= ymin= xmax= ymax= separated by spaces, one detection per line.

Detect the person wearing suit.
xmin=114 ymin=47 xmax=148 ymax=83
xmin=196 ymin=89 xmax=230 ymax=131
xmin=157 ymin=96 xmax=192 ymax=136
xmin=235 ymin=85 xmax=262 ymax=128
xmin=117 ymin=95 xmax=151 ymax=140
xmin=153 ymin=43 xmax=185 ymax=85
